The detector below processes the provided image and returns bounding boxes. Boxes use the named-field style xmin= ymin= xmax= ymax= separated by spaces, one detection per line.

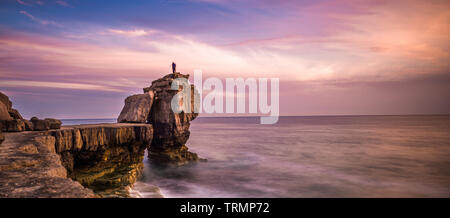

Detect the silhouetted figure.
xmin=172 ymin=62 xmax=176 ymax=74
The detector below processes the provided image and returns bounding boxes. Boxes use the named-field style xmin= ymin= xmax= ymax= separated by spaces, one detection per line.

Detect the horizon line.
xmin=58 ymin=113 xmax=450 ymax=120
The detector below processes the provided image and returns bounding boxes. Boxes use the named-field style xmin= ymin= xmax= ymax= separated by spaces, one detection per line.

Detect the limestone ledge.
xmin=0 ymin=123 xmax=154 ymax=198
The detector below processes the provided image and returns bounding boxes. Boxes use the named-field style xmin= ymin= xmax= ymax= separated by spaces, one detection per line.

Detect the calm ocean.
xmin=61 ymin=115 xmax=450 ymax=197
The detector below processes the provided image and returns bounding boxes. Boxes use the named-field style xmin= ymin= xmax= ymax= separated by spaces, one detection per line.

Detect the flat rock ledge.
xmin=0 ymin=123 xmax=154 ymax=198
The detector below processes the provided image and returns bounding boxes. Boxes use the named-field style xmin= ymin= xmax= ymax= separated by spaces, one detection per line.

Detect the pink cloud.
xmin=16 ymin=0 xmax=32 ymax=6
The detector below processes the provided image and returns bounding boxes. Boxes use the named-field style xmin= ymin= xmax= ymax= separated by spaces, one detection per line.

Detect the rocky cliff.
xmin=0 ymin=131 xmax=95 ymax=197
xmin=119 ymin=72 xmax=202 ymax=165
xmin=52 ymin=123 xmax=156 ymax=197
xmin=0 ymin=123 xmax=161 ymax=198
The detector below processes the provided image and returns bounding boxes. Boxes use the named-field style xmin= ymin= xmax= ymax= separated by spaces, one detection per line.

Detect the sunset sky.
xmin=0 ymin=0 xmax=449 ymax=119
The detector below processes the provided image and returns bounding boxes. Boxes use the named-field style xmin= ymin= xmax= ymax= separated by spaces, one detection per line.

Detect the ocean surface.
xmin=61 ymin=115 xmax=450 ymax=197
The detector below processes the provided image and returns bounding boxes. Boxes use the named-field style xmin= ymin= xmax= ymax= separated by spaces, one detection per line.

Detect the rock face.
xmin=118 ymin=72 xmax=201 ymax=165
xmin=0 ymin=99 xmax=12 ymax=121
xmin=145 ymin=73 xmax=200 ymax=165
xmin=1 ymin=119 xmax=26 ymax=132
xmin=118 ymin=92 xmax=154 ymax=123
xmin=0 ymin=92 xmax=16 ymax=121
xmin=0 ymin=123 xmax=154 ymax=198
xmin=9 ymin=109 xmax=23 ymax=120
xmin=51 ymin=123 xmax=153 ymax=197
xmin=0 ymin=131 xmax=94 ymax=198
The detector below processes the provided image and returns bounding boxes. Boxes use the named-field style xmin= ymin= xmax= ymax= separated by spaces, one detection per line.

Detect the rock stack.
xmin=118 ymin=72 xmax=201 ymax=165
xmin=0 ymin=92 xmax=62 ymax=133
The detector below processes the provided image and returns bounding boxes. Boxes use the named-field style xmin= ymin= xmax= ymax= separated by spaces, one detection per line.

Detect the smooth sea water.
xmin=62 ymin=115 xmax=450 ymax=197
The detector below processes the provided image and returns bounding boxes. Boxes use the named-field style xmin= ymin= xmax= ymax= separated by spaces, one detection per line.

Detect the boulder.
xmin=31 ymin=117 xmax=50 ymax=131
xmin=29 ymin=117 xmax=61 ymax=131
xmin=45 ymin=118 xmax=62 ymax=129
xmin=117 ymin=91 xmax=154 ymax=123
xmin=1 ymin=119 xmax=26 ymax=132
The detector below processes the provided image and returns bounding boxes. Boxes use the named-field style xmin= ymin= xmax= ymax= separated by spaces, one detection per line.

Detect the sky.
xmin=0 ymin=0 xmax=449 ymax=119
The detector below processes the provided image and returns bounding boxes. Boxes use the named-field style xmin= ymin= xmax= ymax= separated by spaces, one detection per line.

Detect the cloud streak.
xmin=19 ymin=10 xmax=61 ymax=27
xmin=0 ymin=80 xmax=125 ymax=92
xmin=55 ymin=1 xmax=73 ymax=8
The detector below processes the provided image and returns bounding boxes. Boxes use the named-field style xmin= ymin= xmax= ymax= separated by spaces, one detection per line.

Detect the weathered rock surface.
xmin=9 ymin=109 xmax=23 ymax=120
xmin=46 ymin=118 xmax=62 ymax=129
xmin=30 ymin=117 xmax=49 ymax=131
xmin=117 ymin=72 xmax=201 ymax=165
xmin=0 ymin=131 xmax=94 ymax=198
xmin=0 ymin=123 xmax=156 ymax=198
xmin=0 ymin=92 xmax=12 ymax=111
xmin=0 ymin=101 xmax=12 ymax=121
xmin=1 ymin=119 xmax=26 ymax=132
xmin=0 ymin=92 xmax=17 ymax=121
xmin=118 ymin=92 xmax=154 ymax=123
xmin=144 ymin=73 xmax=201 ymax=165
xmin=30 ymin=117 xmax=62 ymax=131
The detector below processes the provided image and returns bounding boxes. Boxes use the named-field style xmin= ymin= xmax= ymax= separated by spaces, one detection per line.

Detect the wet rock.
xmin=148 ymin=145 xmax=200 ymax=166
xmin=118 ymin=91 xmax=154 ymax=123
xmin=130 ymin=182 xmax=164 ymax=198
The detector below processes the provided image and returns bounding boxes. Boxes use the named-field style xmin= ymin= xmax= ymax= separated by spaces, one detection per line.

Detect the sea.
xmin=61 ymin=115 xmax=450 ymax=197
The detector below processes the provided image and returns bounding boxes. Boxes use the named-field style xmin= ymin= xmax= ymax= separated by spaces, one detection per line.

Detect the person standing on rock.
xmin=172 ymin=62 xmax=176 ymax=74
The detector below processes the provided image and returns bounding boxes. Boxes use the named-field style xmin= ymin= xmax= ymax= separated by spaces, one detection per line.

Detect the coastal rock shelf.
xmin=0 ymin=131 xmax=94 ymax=197
xmin=0 ymin=123 xmax=156 ymax=198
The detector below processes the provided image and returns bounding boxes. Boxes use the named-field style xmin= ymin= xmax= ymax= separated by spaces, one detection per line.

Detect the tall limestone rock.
xmin=118 ymin=72 xmax=201 ymax=165
xmin=145 ymin=73 xmax=200 ymax=165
